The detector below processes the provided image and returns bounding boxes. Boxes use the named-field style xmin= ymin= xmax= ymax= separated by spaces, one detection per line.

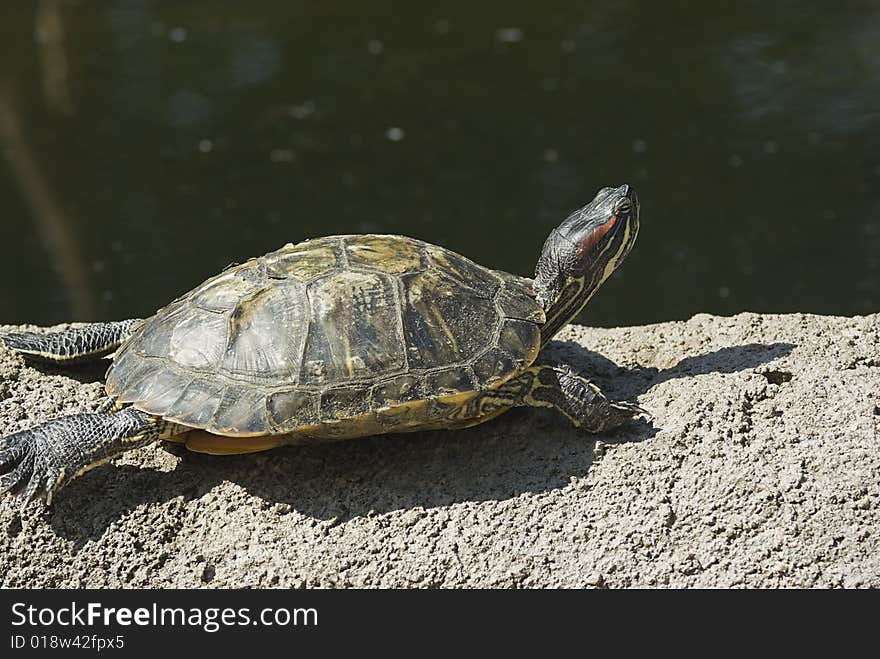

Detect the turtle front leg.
xmin=498 ymin=364 xmax=645 ymax=432
xmin=0 ymin=318 xmax=142 ymax=365
xmin=0 ymin=407 xmax=183 ymax=507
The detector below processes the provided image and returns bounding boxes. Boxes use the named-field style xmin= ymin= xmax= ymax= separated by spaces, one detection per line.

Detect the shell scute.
xmin=371 ymin=374 xmax=423 ymax=408
xmin=320 ymin=386 xmax=373 ymax=420
xmin=192 ymin=263 xmax=265 ymax=312
xmin=267 ymin=389 xmax=320 ymax=431
xmin=346 ymin=235 xmax=422 ymax=273
xmin=471 ymin=348 xmax=522 ymax=387
xmin=400 ymin=268 xmax=497 ymax=369
xmin=165 ymin=378 xmax=225 ymax=427
xmin=210 ymin=385 xmax=269 ymax=436
xmin=264 ymin=242 xmax=338 ymax=281
xmin=123 ymin=365 xmax=189 ymax=414
xmin=300 ymin=270 xmax=405 ymax=384
xmin=424 ymin=245 xmax=497 ymax=299
xmin=221 ymin=280 xmax=308 ymax=381
xmin=498 ymin=319 xmax=541 ymax=367
xmin=169 ymin=308 xmax=227 ymax=370
xmin=497 ymin=287 xmax=544 ymax=323
xmin=424 ymin=368 xmax=476 ymax=397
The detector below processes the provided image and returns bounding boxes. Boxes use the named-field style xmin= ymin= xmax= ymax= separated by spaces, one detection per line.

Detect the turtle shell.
xmin=105 ymin=235 xmax=544 ymax=437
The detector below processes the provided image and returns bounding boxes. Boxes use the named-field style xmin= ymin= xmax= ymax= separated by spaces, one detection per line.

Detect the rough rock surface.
xmin=0 ymin=313 xmax=878 ymax=588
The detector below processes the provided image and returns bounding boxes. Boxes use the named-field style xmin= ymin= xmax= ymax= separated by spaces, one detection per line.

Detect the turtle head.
xmin=534 ymin=184 xmax=639 ymax=338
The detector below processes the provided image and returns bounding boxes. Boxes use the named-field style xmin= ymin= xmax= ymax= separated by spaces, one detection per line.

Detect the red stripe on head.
xmin=576 ymin=215 xmax=617 ymax=258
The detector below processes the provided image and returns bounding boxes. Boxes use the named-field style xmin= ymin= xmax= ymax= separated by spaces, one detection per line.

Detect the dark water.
xmin=1 ymin=1 xmax=878 ymax=328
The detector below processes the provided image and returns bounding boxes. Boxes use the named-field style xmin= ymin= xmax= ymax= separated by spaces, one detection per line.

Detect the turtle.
xmin=0 ymin=184 xmax=642 ymax=505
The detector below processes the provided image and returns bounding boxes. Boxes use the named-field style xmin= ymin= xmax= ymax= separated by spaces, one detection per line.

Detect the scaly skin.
xmin=0 ymin=407 xmax=184 ymax=507
xmin=430 ymin=363 xmax=646 ymax=432
xmin=0 ymin=319 xmax=141 ymax=364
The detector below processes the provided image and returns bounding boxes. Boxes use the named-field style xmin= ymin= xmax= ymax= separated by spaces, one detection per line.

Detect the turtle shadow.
xmin=234 ymin=411 xmax=657 ymax=521
xmin=37 ymin=453 xmax=225 ymax=546
xmin=41 ymin=410 xmax=655 ymax=545
xmin=38 ymin=340 xmax=794 ymax=541
xmin=7 ymin=354 xmax=110 ymax=384
xmin=542 ymin=339 xmax=797 ymax=400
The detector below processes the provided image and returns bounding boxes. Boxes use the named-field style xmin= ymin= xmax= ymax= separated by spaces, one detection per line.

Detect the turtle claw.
xmin=604 ymin=399 xmax=650 ymax=430
xmin=1 ymin=408 xmax=159 ymax=507
xmin=0 ymin=426 xmax=64 ymax=508
xmin=616 ymin=400 xmax=651 ymax=420
xmin=19 ymin=475 xmax=42 ymax=511
xmin=0 ymin=446 xmax=34 ymax=495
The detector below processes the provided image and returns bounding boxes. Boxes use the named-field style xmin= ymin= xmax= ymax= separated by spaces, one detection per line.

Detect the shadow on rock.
xmin=42 ymin=455 xmax=224 ymax=545
xmin=40 ymin=341 xmax=789 ymax=539
xmin=545 ymin=340 xmax=796 ymax=399
xmin=12 ymin=355 xmax=110 ymax=385
xmin=44 ymin=408 xmax=656 ymax=542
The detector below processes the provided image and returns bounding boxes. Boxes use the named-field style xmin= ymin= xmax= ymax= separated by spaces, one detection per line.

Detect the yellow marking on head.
xmin=599 ymin=215 xmax=633 ymax=287
xmin=541 ymin=276 xmax=585 ymax=342
xmin=543 ymin=213 xmax=636 ymax=343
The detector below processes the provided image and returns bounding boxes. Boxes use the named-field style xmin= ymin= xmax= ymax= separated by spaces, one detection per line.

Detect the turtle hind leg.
xmin=480 ymin=363 xmax=645 ymax=433
xmin=0 ymin=318 xmax=142 ymax=365
xmin=0 ymin=407 xmax=182 ymax=507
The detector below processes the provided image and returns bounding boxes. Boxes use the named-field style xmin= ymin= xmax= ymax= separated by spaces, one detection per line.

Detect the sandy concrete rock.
xmin=0 ymin=313 xmax=878 ymax=588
